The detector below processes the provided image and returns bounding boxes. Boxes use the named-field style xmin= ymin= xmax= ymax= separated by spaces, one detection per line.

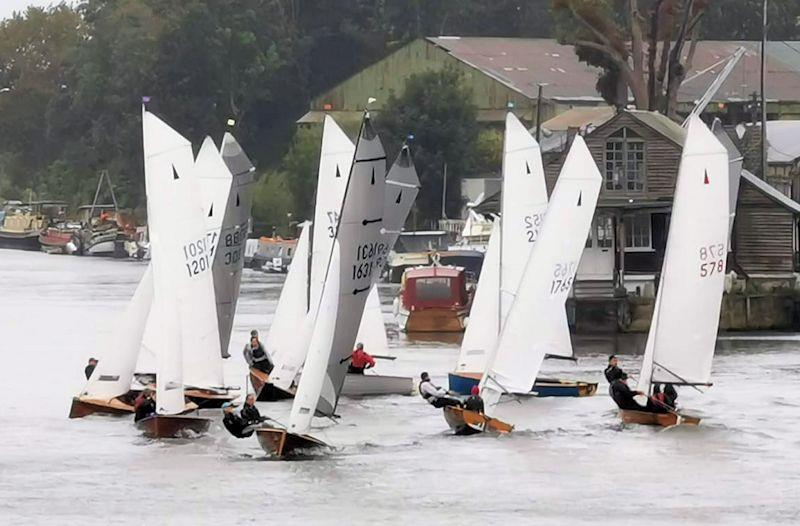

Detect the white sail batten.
xmin=83 ymin=265 xmax=154 ymax=399
xmin=310 ymin=115 xmax=355 ymax=310
xmin=215 ymin=132 xmax=256 ymax=356
xmin=480 ymin=136 xmax=601 ymax=410
xmin=456 ymin=221 xmax=500 ymax=373
xmin=354 ymin=286 xmax=389 ymax=355
xmin=289 ymin=242 xmax=341 ymax=435
xmin=268 ymin=222 xmax=312 ymax=391
xmin=194 ymin=136 xmax=233 ymax=257
xmin=638 ymin=116 xmax=729 ymax=395
xmin=316 ymin=113 xmax=387 ymax=416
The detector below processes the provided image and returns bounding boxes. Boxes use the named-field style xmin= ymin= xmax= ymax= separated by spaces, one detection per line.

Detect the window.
xmin=415 ymin=278 xmax=453 ymax=302
xmin=605 ymin=128 xmax=645 ymax=191
xmin=624 ymin=214 xmax=652 ymax=251
xmin=596 ymin=215 xmax=614 ymax=248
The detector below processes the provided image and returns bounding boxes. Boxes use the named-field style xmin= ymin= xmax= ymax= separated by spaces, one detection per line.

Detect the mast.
xmin=760 ymin=0 xmax=769 ymax=180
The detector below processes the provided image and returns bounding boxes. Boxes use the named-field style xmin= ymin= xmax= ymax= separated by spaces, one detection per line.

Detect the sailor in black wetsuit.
xmin=84 ymin=358 xmax=98 ymax=380
xmin=604 ymin=355 xmax=625 ymax=384
xmin=462 ymin=385 xmax=485 ymax=413
xmin=134 ymin=389 xmax=156 ymax=422
xmin=609 ymin=374 xmax=646 ymax=411
xmin=222 ymin=402 xmax=254 ymax=438
xmin=240 ymin=394 xmax=267 ymax=426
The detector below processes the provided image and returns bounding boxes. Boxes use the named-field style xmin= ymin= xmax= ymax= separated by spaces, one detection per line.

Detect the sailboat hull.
xmin=250 ymin=368 xmax=296 ymax=401
xmin=255 ymin=427 xmax=328 ymax=458
xmin=68 ymin=396 xmax=134 ymax=419
xmin=184 ymin=388 xmax=239 ymax=408
xmin=448 ymin=372 xmax=597 ymax=398
xmin=135 ymin=414 xmax=212 ymax=438
xmin=619 ymin=409 xmax=701 ymax=427
xmin=443 ymin=407 xmax=513 ymax=436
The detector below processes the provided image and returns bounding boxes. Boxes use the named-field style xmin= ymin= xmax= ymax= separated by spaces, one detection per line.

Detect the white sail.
xmin=480 ymin=136 xmax=601 ymax=410
xmin=215 ymin=132 xmax=256 ymax=356
xmin=143 ymin=110 xmax=197 ymax=414
xmin=267 ymin=222 xmax=312 ymax=390
xmin=316 ymin=113 xmax=387 ymax=416
xmin=310 ymin=115 xmax=354 ymax=309
xmin=194 ymin=136 xmax=232 ymax=257
xmin=288 ymin=242 xmax=341 ymax=435
xmin=354 ymin=286 xmax=389 ymax=355
xmin=456 ymin=221 xmax=500 ymax=373
xmin=638 ymin=116 xmax=729 ymax=395
xmin=82 ymin=265 xmax=153 ymax=399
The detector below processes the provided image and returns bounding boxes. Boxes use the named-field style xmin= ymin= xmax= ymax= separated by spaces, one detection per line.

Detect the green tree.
xmin=281 ymin=126 xmax=323 ymax=222
xmin=378 ymin=68 xmax=479 ymax=223
xmin=251 ymin=170 xmax=295 ymax=237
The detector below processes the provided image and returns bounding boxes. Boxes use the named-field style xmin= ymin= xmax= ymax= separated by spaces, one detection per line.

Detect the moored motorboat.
xmin=394 ymin=265 xmax=471 ymax=333
xmin=443 ymin=406 xmax=513 ymax=436
xmin=136 ymin=414 xmax=212 ymax=439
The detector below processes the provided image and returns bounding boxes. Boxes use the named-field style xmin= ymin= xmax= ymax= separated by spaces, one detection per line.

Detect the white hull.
xmin=86 ymin=239 xmax=116 ymax=256
xmin=341 ymin=373 xmax=415 ymax=397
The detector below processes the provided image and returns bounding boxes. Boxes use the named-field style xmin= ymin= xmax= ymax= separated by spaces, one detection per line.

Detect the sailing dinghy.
xmin=255 ymin=117 xmax=419 ymax=400
xmin=257 ymin=112 xmax=388 ymax=456
xmin=620 ymin=116 xmax=729 ymax=427
xmin=444 ymin=136 xmax=601 ymax=435
xmin=448 ymin=112 xmax=596 ymax=398
xmin=135 ymin=109 xmax=215 ymax=438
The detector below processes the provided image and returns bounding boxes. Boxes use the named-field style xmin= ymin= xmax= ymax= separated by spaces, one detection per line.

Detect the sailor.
xmin=462 ymin=385 xmax=484 ymax=413
xmin=419 ymin=372 xmax=461 ymax=408
xmin=133 ymin=389 xmax=156 ymax=422
xmin=604 ymin=355 xmax=625 ymax=384
xmin=240 ymin=394 xmax=267 ymax=426
xmin=609 ymin=373 xmax=647 ymax=411
xmin=347 ymin=343 xmax=376 ymax=375
xmin=222 ymin=402 xmax=254 ymax=439
xmin=244 ymin=330 xmax=274 ymax=374
xmin=652 ymin=383 xmax=678 ymax=409
xmin=84 ymin=357 xmax=98 ymax=380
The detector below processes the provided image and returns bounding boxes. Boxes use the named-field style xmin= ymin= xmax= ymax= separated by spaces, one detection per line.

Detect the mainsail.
xmin=480 ymin=136 xmax=601 ymax=410
xmin=316 ymin=113 xmax=387 ymax=415
xmin=637 ymin=116 xmax=729 ymax=396
xmin=194 ymin=136 xmax=233 ymax=257
xmin=215 ymin=132 xmax=256 ymax=356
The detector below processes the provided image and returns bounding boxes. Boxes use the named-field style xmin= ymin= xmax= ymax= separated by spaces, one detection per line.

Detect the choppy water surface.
xmin=1 ymin=249 xmax=798 ymax=525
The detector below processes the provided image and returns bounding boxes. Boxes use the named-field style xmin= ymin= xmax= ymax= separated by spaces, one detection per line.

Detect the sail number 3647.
xmin=699 ymin=243 xmax=725 ymax=277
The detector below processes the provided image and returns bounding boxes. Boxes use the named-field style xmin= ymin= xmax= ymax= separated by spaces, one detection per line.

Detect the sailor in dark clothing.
xmin=84 ymin=357 xmax=98 ymax=380
xmin=604 ymin=355 xmax=624 ymax=384
xmin=609 ymin=374 xmax=647 ymax=411
xmin=419 ymin=372 xmax=461 ymax=409
xmin=652 ymin=383 xmax=678 ymax=410
xmin=134 ymin=389 xmax=156 ymax=422
xmin=462 ymin=385 xmax=485 ymax=413
xmin=222 ymin=402 xmax=254 ymax=439
xmin=240 ymin=394 xmax=267 ymax=426
xmin=244 ymin=332 xmax=274 ymax=374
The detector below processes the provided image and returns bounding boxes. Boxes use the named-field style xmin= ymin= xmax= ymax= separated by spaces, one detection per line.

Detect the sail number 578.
xmin=699 ymin=243 xmax=725 ymax=278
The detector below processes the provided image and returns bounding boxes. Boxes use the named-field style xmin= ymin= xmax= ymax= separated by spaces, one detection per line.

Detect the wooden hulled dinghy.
xmin=256 ymin=427 xmax=329 ymax=458
xmin=532 ymin=378 xmax=598 ymax=398
xmin=69 ymin=396 xmax=134 ymax=419
xmin=250 ymin=368 xmax=296 ymax=401
xmin=443 ymin=407 xmax=513 ymax=436
xmin=136 ymin=414 xmax=212 ymax=438
xmin=184 ymin=388 xmax=239 ymax=408
xmin=619 ymin=409 xmax=700 ymax=427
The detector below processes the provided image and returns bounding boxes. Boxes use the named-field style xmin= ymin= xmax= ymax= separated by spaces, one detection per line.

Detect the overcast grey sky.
xmin=1 ymin=0 xmax=63 ymax=21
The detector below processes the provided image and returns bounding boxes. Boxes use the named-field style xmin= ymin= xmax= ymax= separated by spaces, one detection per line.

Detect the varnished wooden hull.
xmin=255 ymin=427 xmax=328 ymax=458
xmin=443 ymin=406 xmax=513 ymax=436
xmin=400 ymin=308 xmax=467 ymax=333
xmin=250 ymin=368 xmax=296 ymax=401
xmin=69 ymin=396 xmax=134 ymax=419
xmin=184 ymin=388 xmax=239 ymax=408
xmin=619 ymin=409 xmax=701 ymax=427
xmin=135 ymin=414 xmax=211 ymax=438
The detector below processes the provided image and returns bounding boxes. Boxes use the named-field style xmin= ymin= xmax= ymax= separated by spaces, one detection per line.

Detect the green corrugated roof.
xmin=626 ymin=110 xmax=686 ymax=146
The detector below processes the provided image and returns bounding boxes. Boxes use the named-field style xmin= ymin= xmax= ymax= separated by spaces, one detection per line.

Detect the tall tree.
xmin=552 ymin=0 xmax=709 ymax=118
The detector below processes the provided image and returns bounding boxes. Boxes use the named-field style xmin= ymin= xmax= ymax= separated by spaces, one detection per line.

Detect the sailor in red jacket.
xmin=348 ymin=342 xmax=376 ymax=374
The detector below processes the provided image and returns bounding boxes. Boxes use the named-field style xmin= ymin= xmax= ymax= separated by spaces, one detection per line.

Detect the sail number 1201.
xmin=183 ymin=237 xmax=210 ymax=277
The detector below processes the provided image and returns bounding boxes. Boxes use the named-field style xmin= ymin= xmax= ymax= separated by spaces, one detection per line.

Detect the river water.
xmin=0 ymin=249 xmax=798 ymax=525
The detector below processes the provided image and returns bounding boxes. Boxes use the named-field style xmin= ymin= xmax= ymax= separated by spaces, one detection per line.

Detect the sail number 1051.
xmin=183 ymin=238 xmax=210 ymax=277
xmin=699 ymin=242 xmax=725 ymax=277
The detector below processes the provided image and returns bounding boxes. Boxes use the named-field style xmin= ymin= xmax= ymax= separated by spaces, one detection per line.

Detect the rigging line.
xmin=485 ymin=374 xmax=522 ymax=405
xmin=652 ymin=360 xmax=707 ymax=394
